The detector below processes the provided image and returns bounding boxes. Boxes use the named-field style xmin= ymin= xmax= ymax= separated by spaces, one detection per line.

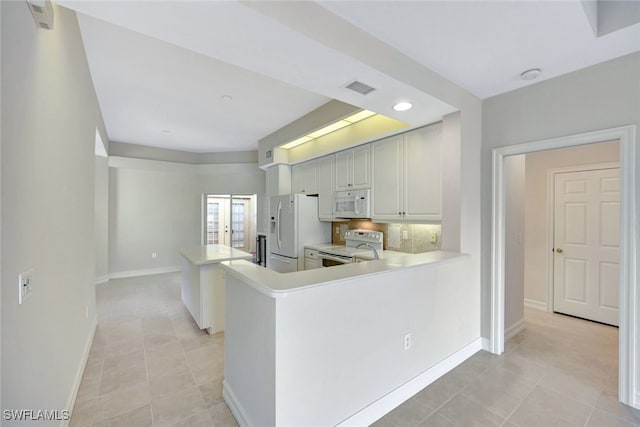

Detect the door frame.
xmin=490 ymin=125 xmax=637 ymax=408
xmin=546 ymin=162 xmax=620 ymax=314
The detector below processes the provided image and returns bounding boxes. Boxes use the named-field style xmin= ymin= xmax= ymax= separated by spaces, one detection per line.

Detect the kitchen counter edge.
xmin=220 ymin=251 xmax=468 ymax=298
xmin=179 ymin=245 xmax=253 ymax=266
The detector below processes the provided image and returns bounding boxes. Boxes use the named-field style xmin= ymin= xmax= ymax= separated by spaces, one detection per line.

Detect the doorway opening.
xmin=203 ymin=194 xmax=257 ymax=256
xmin=491 ymin=125 xmax=638 ymax=409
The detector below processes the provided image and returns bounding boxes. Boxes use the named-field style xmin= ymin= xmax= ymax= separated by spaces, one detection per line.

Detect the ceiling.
xmin=60 ymin=1 xmax=640 ymax=154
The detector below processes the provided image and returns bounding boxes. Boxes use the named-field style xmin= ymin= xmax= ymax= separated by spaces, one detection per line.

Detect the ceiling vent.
xmin=345 ymin=81 xmax=376 ymax=96
xmin=27 ymin=0 xmax=54 ymax=30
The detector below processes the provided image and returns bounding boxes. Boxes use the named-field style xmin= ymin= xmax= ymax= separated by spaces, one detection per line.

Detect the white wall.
xmin=108 ymin=157 xmax=265 ymax=276
xmin=95 ymin=154 xmax=109 ymax=282
xmin=504 ymin=155 xmax=525 ymax=334
xmin=1 ymin=2 xmax=106 ymax=420
xmin=523 ymin=141 xmax=619 ymax=307
xmin=225 ymin=255 xmax=479 ymax=427
xmin=482 ymin=52 xmax=640 ymax=391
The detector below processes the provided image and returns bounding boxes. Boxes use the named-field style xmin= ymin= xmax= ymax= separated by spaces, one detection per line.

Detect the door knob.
xmin=555 ymin=248 xmax=564 ymax=253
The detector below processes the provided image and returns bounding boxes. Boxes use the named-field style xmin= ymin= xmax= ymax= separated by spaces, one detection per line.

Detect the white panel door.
xmin=553 ymin=168 xmax=620 ymax=326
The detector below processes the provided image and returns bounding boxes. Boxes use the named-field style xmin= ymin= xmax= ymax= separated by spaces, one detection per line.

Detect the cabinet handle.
xmin=402 ymin=212 xmax=406 ymax=215
xmin=348 ymin=183 xmax=353 ymax=187
xmin=398 ymin=212 xmax=402 ymax=215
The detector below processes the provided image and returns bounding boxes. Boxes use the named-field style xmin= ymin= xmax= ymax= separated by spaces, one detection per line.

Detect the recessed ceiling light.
xmin=393 ymin=102 xmax=413 ymax=112
xmin=520 ymin=68 xmax=542 ymax=80
xmin=221 ymin=95 xmax=233 ymax=101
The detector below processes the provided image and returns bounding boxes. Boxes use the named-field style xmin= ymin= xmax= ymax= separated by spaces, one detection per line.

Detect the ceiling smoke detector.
xmin=520 ymin=68 xmax=542 ymax=80
xmin=345 ymin=81 xmax=376 ymax=95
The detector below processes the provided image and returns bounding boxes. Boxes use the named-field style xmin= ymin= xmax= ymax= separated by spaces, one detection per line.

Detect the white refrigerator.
xmin=269 ymin=194 xmax=330 ymax=273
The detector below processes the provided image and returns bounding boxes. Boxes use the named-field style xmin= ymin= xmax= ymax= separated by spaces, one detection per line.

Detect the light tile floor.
xmin=71 ymin=273 xmax=640 ymax=427
xmin=70 ymin=273 xmax=237 ymax=427
xmin=375 ymin=307 xmax=640 ymax=427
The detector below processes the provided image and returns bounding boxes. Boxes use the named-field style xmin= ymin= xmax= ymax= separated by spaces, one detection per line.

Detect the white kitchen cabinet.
xmin=335 ymin=145 xmax=370 ymax=191
xmin=371 ymin=135 xmax=403 ymax=220
xmin=304 ymin=247 xmax=320 ymax=270
xmin=371 ymin=125 xmax=441 ymax=222
xmin=291 ymin=159 xmax=319 ymax=195
xmin=318 ymin=155 xmax=335 ymax=221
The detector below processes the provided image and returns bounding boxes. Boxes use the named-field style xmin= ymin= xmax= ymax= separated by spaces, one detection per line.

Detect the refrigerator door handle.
xmin=277 ymin=201 xmax=282 ymax=249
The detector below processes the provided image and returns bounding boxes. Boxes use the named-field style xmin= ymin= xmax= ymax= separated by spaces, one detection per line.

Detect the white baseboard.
xmin=223 ymin=380 xmax=253 ymax=427
xmin=62 ymin=315 xmax=97 ymax=427
xmin=634 ymin=392 xmax=640 ymax=410
xmin=524 ymin=298 xmax=548 ymax=312
xmin=338 ymin=338 xmax=483 ymax=427
xmin=223 ymin=338 xmax=482 ymax=427
xmin=95 ymin=275 xmax=109 ymax=285
xmin=108 ymin=266 xmax=181 ymax=280
xmin=505 ymin=318 xmax=525 ymax=341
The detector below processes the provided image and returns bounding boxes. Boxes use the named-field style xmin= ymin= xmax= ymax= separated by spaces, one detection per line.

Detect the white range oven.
xmin=317 ymin=230 xmax=383 ymax=267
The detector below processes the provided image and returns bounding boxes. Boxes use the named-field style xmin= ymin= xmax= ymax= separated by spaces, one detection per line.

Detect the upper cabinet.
xmin=371 ymin=125 xmax=442 ymax=222
xmin=335 ymin=145 xmax=370 ymax=191
xmin=318 ymin=155 xmax=335 ymax=221
xmin=291 ymin=159 xmax=319 ymax=195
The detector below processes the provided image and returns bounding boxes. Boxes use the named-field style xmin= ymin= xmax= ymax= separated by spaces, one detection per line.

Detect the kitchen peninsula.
xmin=179 ymin=245 xmax=253 ymax=334
xmin=220 ymin=251 xmax=481 ymax=427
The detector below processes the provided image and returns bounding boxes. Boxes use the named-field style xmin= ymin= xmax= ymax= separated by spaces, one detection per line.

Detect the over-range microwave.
xmin=334 ymin=189 xmax=371 ymax=219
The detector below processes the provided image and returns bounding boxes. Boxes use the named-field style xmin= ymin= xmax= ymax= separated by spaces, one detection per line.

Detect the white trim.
xmin=505 ymin=319 xmax=525 ymax=341
xmin=223 ymin=380 xmax=253 ymax=427
xmin=62 ymin=316 xmax=97 ymax=427
xmin=524 ymin=298 xmax=548 ymax=312
xmin=95 ymin=275 xmax=109 ymax=285
xmin=490 ymin=125 xmax=637 ymax=409
xmin=108 ymin=266 xmax=181 ymax=280
xmin=546 ymin=162 xmax=620 ymax=315
xmin=337 ymin=338 xmax=482 ymax=427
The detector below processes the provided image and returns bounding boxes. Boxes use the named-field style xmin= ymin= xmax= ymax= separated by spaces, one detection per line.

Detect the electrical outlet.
xmin=151 ymin=252 xmax=158 ymax=259
xmin=402 ymin=230 xmax=409 ymax=240
xmin=335 ymin=227 xmax=340 ymax=235
xmin=431 ymin=231 xmax=438 ymax=244
xmin=18 ymin=268 xmax=34 ymax=304
xmin=403 ymin=333 xmax=412 ymax=350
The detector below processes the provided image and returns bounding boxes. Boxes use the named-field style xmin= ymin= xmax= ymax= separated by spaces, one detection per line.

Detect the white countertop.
xmin=221 ymin=250 xmax=467 ymax=297
xmin=179 ymin=245 xmax=253 ymax=266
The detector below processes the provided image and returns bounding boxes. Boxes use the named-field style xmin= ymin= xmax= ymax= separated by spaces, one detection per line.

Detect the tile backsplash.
xmin=331 ymin=220 xmax=442 ymax=254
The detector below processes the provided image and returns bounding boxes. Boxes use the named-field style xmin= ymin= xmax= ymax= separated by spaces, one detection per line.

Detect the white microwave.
xmin=334 ymin=189 xmax=371 ymax=219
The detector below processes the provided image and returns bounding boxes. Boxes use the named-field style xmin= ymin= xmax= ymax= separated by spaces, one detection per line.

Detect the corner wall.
xmin=1 ymin=2 xmax=105 ymax=418
xmin=504 ymin=155 xmax=525 ymax=334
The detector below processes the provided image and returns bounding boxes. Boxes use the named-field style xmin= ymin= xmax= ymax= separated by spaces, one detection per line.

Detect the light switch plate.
xmin=18 ymin=268 xmax=34 ymax=304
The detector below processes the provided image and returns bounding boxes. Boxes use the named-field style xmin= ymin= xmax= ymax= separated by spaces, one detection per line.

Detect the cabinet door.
xmin=371 ymin=136 xmax=403 ymax=220
xmin=404 ymin=126 xmax=442 ymax=220
xmin=304 ymin=258 xmax=320 ymax=270
xmin=351 ymin=145 xmax=370 ymax=189
xmin=291 ymin=160 xmax=318 ymax=194
xmin=291 ymin=163 xmax=304 ymax=194
xmin=318 ymin=155 xmax=335 ymax=220
xmin=303 ymin=160 xmax=319 ymax=195
xmin=335 ymin=150 xmax=352 ymax=191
